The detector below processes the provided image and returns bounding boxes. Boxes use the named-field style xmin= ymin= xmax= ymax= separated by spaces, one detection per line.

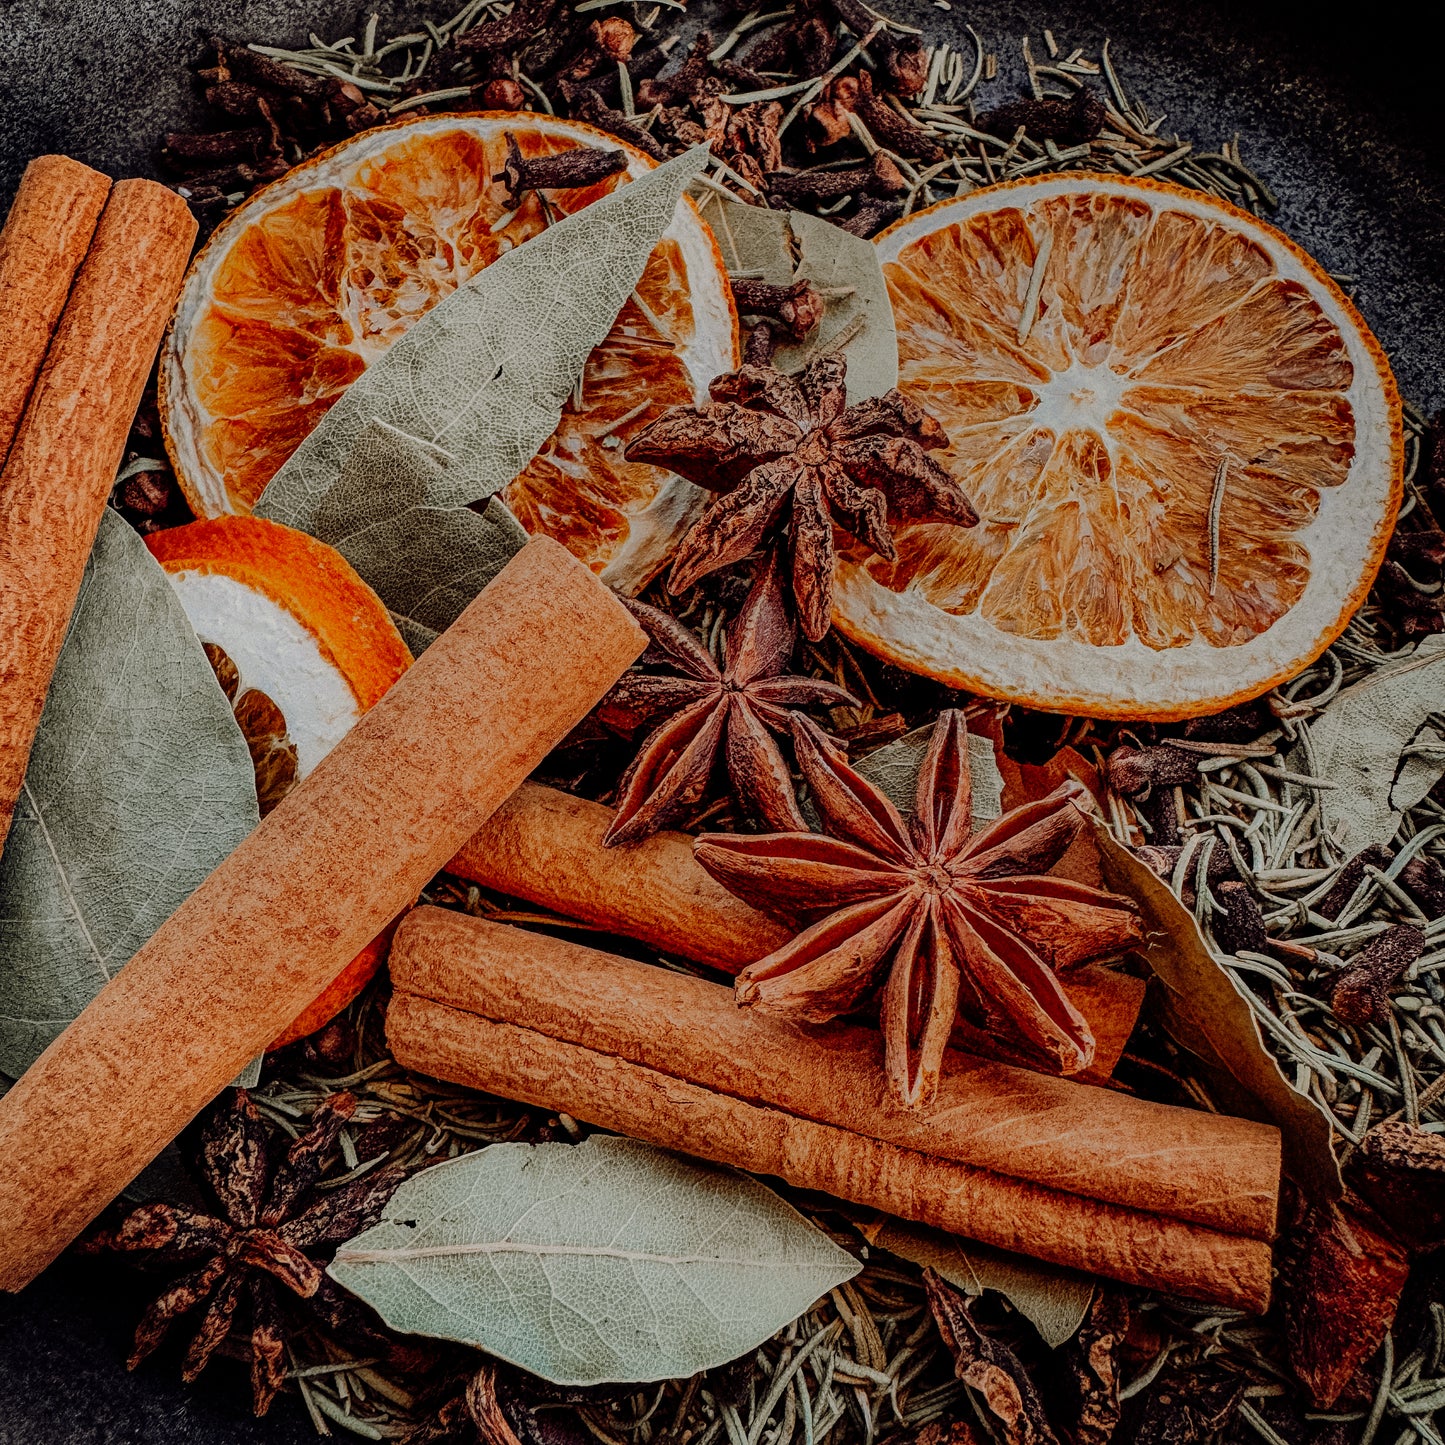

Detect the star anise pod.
xmin=596 ymin=545 xmax=857 ymax=846
xmin=694 ymin=711 xmax=1144 ymax=1106
xmin=625 ymin=352 xmax=978 ymax=640
xmin=86 ymin=1089 xmax=406 ymax=1415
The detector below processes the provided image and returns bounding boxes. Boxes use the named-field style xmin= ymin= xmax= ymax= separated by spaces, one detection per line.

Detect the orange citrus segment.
xmin=145 ymin=517 xmax=412 ymax=1045
xmin=841 ymin=174 xmax=1402 ymax=720
xmin=161 ymin=114 xmax=738 ymax=592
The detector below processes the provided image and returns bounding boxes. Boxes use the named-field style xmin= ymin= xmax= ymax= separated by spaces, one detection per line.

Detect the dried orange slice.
xmin=159 ymin=114 xmax=738 ymax=591
xmin=145 ymin=516 xmax=412 ymax=1048
xmin=841 ymin=175 xmax=1403 ymax=720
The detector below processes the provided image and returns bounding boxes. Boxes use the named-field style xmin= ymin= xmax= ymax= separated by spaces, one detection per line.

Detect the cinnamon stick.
xmin=0 ymin=538 xmax=644 ymax=1291
xmin=0 ymin=156 xmax=111 ymax=464
xmin=447 ymin=783 xmax=1145 ymax=1078
xmin=387 ymin=992 xmax=1274 ymax=1312
xmin=451 ymin=781 xmax=789 ymax=968
xmin=0 ymin=178 xmax=196 ymax=850
xmin=389 ymin=908 xmax=1279 ymax=1239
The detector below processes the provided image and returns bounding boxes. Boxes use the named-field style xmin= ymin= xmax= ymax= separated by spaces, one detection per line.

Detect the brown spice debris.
xmin=923 ymin=1271 xmax=1061 ymax=1445
xmin=1278 ymin=1193 xmax=1409 ymax=1409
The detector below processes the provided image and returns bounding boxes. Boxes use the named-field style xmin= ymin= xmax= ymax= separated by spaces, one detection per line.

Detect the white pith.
xmin=165 ymin=571 xmax=361 ymax=776
xmin=161 ymin=113 xmax=736 ymax=592
xmin=841 ymin=175 xmax=1402 ymax=719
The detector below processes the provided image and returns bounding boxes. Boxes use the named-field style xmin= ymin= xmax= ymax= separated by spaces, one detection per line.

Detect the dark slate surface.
xmin=0 ymin=2 xmax=1441 ymax=1440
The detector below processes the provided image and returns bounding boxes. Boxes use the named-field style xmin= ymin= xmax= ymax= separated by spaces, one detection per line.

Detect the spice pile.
xmin=23 ymin=1 xmax=1445 ymax=1442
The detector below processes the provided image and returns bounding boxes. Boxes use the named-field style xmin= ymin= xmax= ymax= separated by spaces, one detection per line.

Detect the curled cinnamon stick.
xmin=0 ymin=178 xmax=196 ymax=850
xmin=0 ymin=156 xmax=111 ymax=464
xmin=448 ymin=783 xmax=1145 ymax=1078
xmin=0 ymin=538 xmax=644 ymax=1291
xmin=389 ymin=908 xmax=1280 ymax=1239
xmin=451 ymin=781 xmax=789 ymax=969
xmin=388 ymin=992 xmax=1274 ymax=1312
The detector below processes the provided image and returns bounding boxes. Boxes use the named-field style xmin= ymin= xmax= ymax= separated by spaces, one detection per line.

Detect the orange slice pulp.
xmin=145 ymin=516 xmax=412 ymax=1048
xmin=839 ymin=174 xmax=1403 ymax=720
xmin=159 ymin=113 xmax=738 ymax=592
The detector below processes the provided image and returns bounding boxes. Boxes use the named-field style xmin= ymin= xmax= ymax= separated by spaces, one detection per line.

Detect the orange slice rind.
xmin=159 ymin=113 xmax=738 ymax=592
xmin=145 ymin=516 xmax=412 ymax=1047
xmin=840 ymin=174 xmax=1402 ymax=721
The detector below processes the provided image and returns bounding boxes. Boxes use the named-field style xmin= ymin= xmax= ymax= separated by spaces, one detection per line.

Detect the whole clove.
xmin=458 ymin=0 xmax=559 ymax=53
xmin=1329 ymin=924 xmax=1426 ymax=1027
xmin=1315 ymin=843 xmax=1394 ymax=919
xmin=160 ymin=128 xmax=270 ymax=173
xmin=570 ymin=92 xmax=668 ymax=160
xmin=1211 ymin=881 xmax=1270 ymax=957
xmin=730 ymin=278 xmax=825 ymax=342
xmin=1106 ymin=743 xmax=1198 ymax=797
xmin=1316 ymin=843 xmax=1445 ymax=919
xmin=853 ymin=71 xmax=945 ymax=161
xmin=217 ymin=40 xmax=329 ymax=99
xmin=838 ymin=195 xmax=902 ymax=237
xmin=495 ymin=133 xmax=628 ymax=207
xmin=876 ymin=33 xmax=929 ymax=99
xmin=976 ymin=88 xmax=1107 ymax=146
xmin=767 ymin=150 xmax=906 ymax=205
xmin=562 ymin=18 xmax=638 ymax=81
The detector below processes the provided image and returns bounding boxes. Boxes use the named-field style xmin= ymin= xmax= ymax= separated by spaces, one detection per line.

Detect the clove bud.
xmin=976 ymin=87 xmax=1107 ymax=146
xmin=495 ymin=133 xmax=628 ymax=207
xmin=767 ymin=150 xmax=906 ymax=205
xmin=1329 ymin=924 xmax=1426 ymax=1027
xmin=729 ymin=278 xmax=825 ymax=343
xmin=852 ymin=72 xmax=945 ymax=162
xmin=1105 ymin=743 xmax=1198 ymax=797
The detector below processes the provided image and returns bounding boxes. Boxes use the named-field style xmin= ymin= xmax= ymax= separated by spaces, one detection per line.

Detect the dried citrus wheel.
xmin=159 ymin=114 xmax=738 ymax=591
xmin=840 ymin=174 xmax=1403 ymax=720
xmin=145 ymin=516 xmax=412 ymax=1049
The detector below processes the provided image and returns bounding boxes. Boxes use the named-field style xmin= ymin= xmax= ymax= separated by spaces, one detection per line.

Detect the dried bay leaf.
xmin=328 ymin=1134 xmax=859 ymax=1385
xmin=875 ymin=1218 xmax=1093 ymax=1349
xmin=852 ymin=722 xmax=1004 ymax=829
xmin=1305 ymin=633 xmax=1445 ymax=851
xmin=1090 ymin=822 xmax=1339 ymax=1200
xmin=697 ymin=193 xmax=898 ymax=403
xmin=311 ymin=418 xmax=528 ymax=655
xmin=0 ymin=509 xmax=258 ymax=1076
xmin=257 ymin=143 xmax=711 ymax=535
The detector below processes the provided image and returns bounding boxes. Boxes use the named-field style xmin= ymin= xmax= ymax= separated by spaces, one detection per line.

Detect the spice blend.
xmin=0 ymin=3 xmax=1440 ymax=1443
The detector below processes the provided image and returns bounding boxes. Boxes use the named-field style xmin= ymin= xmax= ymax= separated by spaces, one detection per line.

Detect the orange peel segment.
xmin=841 ymin=174 xmax=1403 ymax=721
xmin=145 ymin=516 xmax=412 ymax=1048
xmin=159 ymin=113 xmax=738 ymax=592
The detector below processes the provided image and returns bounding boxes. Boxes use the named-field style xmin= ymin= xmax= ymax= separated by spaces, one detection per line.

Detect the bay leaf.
xmin=851 ymin=722 xmax=1004 ymax=829
xmin=874 ymin=1217 xmax=1093 ymax=1349
xmin=1090 ymin=820 xmax=1340 ymax=1200
xmin=1305 ymin=633 xmax=1445 ymax=851
xmin=0 ymin=509 xmax=259 ymax=1076
xmin=328 ymin=1134 xmax=860 ymax=1385
xmin=256 ymin=143 xmax=711 ymax=535
xmin=311 ymin=418 xmax=529 ymax=655
xmin=695 ymin=193 xmax=898 ymax=403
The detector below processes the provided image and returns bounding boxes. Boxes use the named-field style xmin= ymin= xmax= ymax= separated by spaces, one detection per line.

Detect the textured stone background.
xmin=0 ymin=2 xmax=1441 ymax=1439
